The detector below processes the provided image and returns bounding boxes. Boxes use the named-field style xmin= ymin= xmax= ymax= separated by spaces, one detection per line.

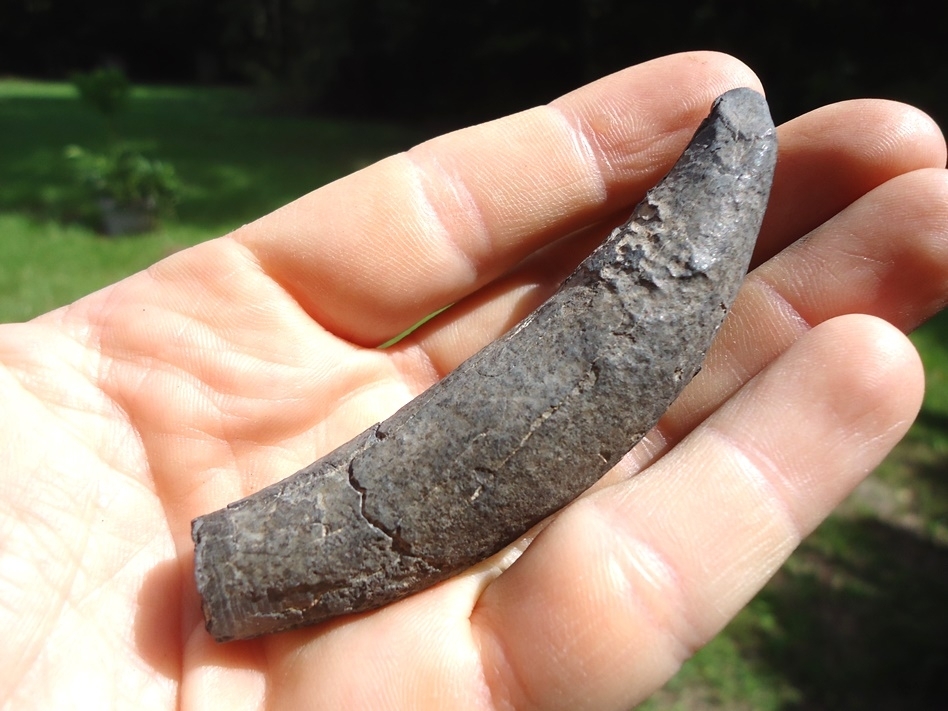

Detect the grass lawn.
xmin=0 ymin=78 xmax=421 ymax=321
xmin=2 ymin=79 xmax=947 ymax=708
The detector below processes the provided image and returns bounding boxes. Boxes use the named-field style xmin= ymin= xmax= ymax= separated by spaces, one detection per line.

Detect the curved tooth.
xmin=192 ymin=87 xmax=778 ymax=642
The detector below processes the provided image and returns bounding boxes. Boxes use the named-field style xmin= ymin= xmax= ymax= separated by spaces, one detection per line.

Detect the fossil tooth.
xmin=192 ymin=87 xmax=778 ymax=642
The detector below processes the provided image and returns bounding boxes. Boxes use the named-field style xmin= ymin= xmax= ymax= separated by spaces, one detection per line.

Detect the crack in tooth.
xmin=347 ymin=459 xmax=430 ymax=563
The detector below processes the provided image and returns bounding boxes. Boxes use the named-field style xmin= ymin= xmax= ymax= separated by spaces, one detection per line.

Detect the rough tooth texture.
xmin=192 ymin=88 xmax=778 ymax=642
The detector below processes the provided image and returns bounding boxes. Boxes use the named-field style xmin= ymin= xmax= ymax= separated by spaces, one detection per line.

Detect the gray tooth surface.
xmin=192 ymin=87 xmax=778 ymax=642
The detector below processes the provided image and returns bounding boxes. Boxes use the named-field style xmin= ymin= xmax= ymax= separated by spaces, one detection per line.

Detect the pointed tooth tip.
xmin=712 ymin=87 xmax=775 ymax=138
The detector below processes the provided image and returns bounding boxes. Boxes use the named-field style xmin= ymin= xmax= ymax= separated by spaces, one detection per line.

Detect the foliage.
xmin=2 ymin=79 xmax=947 ymax=711
xmin=65 ymin=142 xmax=181 ymax=215
xmin=0 ymin=79 xmax=419 ymax=318
xmin=64 ymin=67 xmax=183 ymax=232
xmin=70 ymin=66 xmax=131 ymax=117
xmin=2 ymin=0 xmax=945 ymax=128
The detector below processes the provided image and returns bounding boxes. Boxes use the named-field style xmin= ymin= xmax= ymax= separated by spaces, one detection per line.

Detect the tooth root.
xmin=192 ymin=87 xmax=778 ymax=643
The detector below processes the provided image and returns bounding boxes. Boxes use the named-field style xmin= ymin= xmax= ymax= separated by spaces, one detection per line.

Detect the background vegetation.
xmin=2 ymin=1 xmax=946 ymax=707
xmin=0 ymin=79 xmax=420 ymax=320
xmin=3 ymin=0 xmax=946 ymax=128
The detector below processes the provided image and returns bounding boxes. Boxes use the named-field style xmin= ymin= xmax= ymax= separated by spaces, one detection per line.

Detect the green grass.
xmin=0 ymin=78 xmax=421 ymax=320
xmin=2 ymin=79 xmax=947 ymax=709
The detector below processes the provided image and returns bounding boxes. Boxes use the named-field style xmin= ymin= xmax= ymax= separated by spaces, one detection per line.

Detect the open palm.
xmin=2 ymin=53 xmax=946 ymax=710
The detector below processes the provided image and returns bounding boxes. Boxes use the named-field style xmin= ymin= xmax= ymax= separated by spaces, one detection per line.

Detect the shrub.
xmin=70 ymin=66 xmax=131 ymax=118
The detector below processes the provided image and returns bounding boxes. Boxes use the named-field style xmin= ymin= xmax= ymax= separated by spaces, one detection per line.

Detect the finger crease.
xmin=595 ymin=502 xmax=704 ymax=662
xmin=472 ymin=614 xmax=539 ymax=711
xmin=748 ymin=270 xmax=815 ymax=333
xmin=401 ymin=148 xmax=490 ymax=280
xmin=702 ymin=422 xmax=806 ymax=542
xmin=544 ymin=103 xmax=610 ymax=207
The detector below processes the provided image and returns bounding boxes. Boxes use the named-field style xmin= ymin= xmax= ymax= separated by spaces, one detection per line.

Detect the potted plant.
xmin=66 ymin=142 xmax=182 ymax=235
xmin=65 ymin=67 xmax=182 ymax=235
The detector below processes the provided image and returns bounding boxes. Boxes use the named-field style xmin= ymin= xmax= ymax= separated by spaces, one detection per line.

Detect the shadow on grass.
xmin=0 ymin=81 xmax=425 ymax=320
xmin=743 ymin=516 xmax=948 ymax=710
xmin=0 ymin=84 xmax=424 ymax=232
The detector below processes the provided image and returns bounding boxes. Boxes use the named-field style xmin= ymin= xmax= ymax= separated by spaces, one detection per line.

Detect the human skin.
xmin=0 ymin=51 xmax=946 ymax=710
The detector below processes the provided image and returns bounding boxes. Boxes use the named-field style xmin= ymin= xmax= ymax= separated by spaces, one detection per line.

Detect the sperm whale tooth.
xmin=192 ymin=88 xmax=778 ymax=642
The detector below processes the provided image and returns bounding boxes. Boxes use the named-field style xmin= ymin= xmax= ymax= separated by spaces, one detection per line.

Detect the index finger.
xmin=232 ymin=52 xmax=762 ymax=346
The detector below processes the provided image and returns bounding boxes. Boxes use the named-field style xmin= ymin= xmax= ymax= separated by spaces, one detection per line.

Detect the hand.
xmin=1 ymin=51 xmax=945 ymax=710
